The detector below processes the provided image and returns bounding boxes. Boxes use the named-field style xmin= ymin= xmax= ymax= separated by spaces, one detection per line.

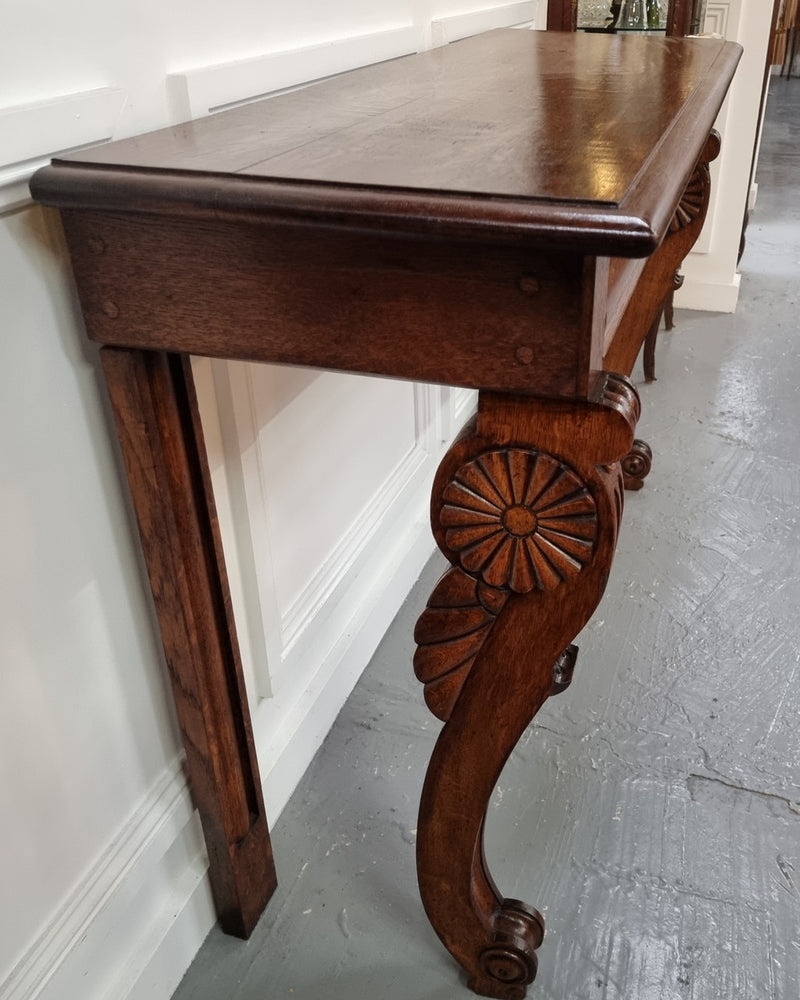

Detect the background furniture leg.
xmin=642 ymin=312 xmax=661 ymax=383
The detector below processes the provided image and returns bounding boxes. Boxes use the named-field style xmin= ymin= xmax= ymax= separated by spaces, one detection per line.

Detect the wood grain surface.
xmin=100 ymin=349 xmax=277 ymax=937
xmin=32 ymin=30 xmax=741 ymax=256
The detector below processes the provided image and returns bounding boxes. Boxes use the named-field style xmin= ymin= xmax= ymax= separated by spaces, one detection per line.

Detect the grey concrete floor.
xmin=172 ymin=80 xmax=800 ymax=1000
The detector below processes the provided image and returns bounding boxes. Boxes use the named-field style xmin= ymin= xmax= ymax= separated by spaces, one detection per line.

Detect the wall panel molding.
xmin=678 ymin=0 xmax=773 ymax=313
xmin=206 ymin=366 xmax=439 ymax=693
xmin=168 ymin=26 xmax=419 ymax=119
xmin=431 ymin=1 xmax=544 ymax=46
xmin=281 ymin=432 xmax=429 ymax=655
xmin=280 ymin=382 xmax=435 ymax=657
xmin=197 ymin=363 xmax=445 ymax=822
xmin=0 ymin=89 xmax=124 ymax=214
xmin=704 ymin=2 xmax=731 ymax=38
xmin=254 ymin=483 xmax=438 ymax=821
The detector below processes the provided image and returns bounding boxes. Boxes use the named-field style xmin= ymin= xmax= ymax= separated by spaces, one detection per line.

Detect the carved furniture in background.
xmin=775 ymin=0 xmax=800 ymax=78
xmin=31 ymin=30 xmax=739 ymax=998
xmin=549 ymin=0 xmax=708 ymax=34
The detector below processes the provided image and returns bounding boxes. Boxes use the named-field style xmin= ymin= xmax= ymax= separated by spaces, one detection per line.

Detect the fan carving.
xmin=669 ymin=167 xmax=708 ymax=233
xmin=414 ymin=567 xmax=508 ymax=721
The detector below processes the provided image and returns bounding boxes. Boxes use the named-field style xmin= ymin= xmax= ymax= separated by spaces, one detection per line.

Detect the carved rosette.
xmin=440 ymin=448 xmax=597 ymax=594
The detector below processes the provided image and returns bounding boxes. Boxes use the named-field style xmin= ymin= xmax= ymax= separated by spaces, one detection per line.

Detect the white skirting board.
xmin=1 ymin=762 xmax=213 ymax=1000
xmin=674 ymin=272 xmax=742 ymax=313
xmin=1 ymin=509 xmax=438 ymax=1000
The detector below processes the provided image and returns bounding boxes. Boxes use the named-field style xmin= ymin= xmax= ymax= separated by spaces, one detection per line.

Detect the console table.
xmin=32 ymin=30 xmax=740 ymax=998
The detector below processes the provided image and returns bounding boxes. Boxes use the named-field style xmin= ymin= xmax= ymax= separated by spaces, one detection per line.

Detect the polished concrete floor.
xmin=172 ymin=79 xmax=800 ymax=1000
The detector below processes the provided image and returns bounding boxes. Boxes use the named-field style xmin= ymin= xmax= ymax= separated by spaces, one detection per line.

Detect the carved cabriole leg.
xmin=414 ymin=374 xmax=639 ymax=998
xmin=605 ymin=130 xmax=721 ymax=379
xmin=608 ymin=131 xmax=720 ymax=496
xmin=100 ymin=347 xmax=277 ymax=937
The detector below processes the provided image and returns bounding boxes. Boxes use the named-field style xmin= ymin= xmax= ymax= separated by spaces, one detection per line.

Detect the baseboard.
xmin=120 ymin=857 xmax=216 ymax=1000
xmin=1 ymin=504 xmax=436 ymax=1000
xmin=0 ymin=762 xmax=213 ymax=1000
xmin=137 ymin=499 xmax=437 ymax=999
xmin=673 ymin=272 xmax=741 ymax=313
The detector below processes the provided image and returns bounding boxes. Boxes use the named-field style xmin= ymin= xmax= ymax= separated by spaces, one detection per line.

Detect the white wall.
xmin=676 ymin=0 xmax=774 ymax=312
xmin=0 ymin=4 xmax=545 ymax=1000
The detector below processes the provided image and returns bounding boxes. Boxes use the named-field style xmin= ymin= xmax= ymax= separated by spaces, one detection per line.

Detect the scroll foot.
xmin=471 ymin=900 xmax=546 ymax=999
xmin=622 ymin=439 xmax=653 ymax=491
xmin=551 ymin=645 xmax=578 ymax=696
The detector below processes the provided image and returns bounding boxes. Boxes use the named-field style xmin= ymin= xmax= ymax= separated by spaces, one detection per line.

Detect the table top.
xmin=33 ymin=30 xmax=740 ymax=257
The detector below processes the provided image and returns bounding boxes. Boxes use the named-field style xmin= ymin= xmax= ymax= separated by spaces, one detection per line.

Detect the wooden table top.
xmin=33 ymin=30 xmax=741 ymax=257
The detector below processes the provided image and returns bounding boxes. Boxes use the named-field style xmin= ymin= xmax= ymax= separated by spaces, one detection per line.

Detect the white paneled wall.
xmin=0 ymin=4 xmax=545 ymax=1000
xmin=676 ymin=0 xmax=774 ymax=312
xmin=195 ymin=362 xmax=449 ymax=820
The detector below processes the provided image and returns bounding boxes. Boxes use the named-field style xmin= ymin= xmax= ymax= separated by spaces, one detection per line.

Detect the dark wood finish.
xmin=100 ymin=349 xmax=276 ymax=937
xmin=667 ymin=0 xmax=709 ymax=37
xmin=547 ymin=0 xmax=578 ymax=31
xmin=552 ymin=0 xmax=716 ymax=387
xmin=642 ymin=310 xmax=661 ymax=382
xmin=415 ymin=376 xmax=636 ymax=997
xmin=604 ymin=130 xmax=721 ymax=377
xmin=35 ymin=33 xmax=737 ymax=259
xmin=30 ymin=30 xmax=740 ymax=995
xmin=642 ymin=273 xmax=681 ymax=384
xmin=772 ymin=0 xmax=798 ymax=71
xmin=621 ymin=438 xmax=654 ymax=491
xmin=552 ymin=0 xmax=708 ymax=36
xmin=56 ymin=214 xmax=596 ymax=399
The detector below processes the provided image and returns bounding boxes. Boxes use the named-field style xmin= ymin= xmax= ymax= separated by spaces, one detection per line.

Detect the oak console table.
xmin=32 ymin=30 xmax=740 ymax=998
